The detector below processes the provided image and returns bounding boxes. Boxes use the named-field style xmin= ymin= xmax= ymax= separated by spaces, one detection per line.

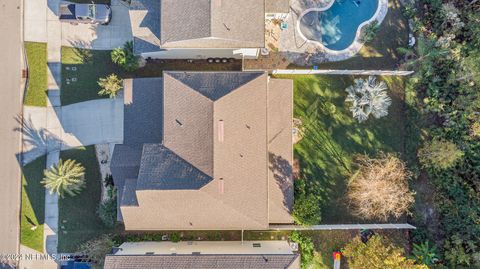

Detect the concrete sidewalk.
xmin=21 ymin=98 xmax=124 ymax=165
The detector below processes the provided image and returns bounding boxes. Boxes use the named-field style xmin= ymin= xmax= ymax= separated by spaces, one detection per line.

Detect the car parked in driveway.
xmin=59 ymin=2 xmax=112 ymax=25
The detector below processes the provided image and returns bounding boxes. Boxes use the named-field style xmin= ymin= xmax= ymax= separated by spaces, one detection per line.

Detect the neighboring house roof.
xmin=129 ymin=0 xmax=161 ymax=55
xmin=129 ymin=0 xmax=266 ymax=54
xmin=111 ymin=72 xmax=293 ymax=230
xmin=104 ymin=254 xmax=299 ymax=269
xmin=160 ymin=0 xmax=265 ymax=48
xmin=104 ymin=241 xmax=300 ymax=269
xmin=266 ymin=0 xmax=290 ymax=14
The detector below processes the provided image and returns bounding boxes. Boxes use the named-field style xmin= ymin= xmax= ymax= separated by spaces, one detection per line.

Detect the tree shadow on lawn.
xmin=293 ymin=75 xmax=407 ymax=223
xmin=20 ymin=156 xmax=47 ymax=252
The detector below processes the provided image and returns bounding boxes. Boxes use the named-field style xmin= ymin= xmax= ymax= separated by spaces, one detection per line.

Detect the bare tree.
xmin=347 ymin=154 xmax=414 ymax=220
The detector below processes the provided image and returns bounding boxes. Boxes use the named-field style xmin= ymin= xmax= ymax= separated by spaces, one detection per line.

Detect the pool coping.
xmin=295 ymin=0 xmax=389 ymax=57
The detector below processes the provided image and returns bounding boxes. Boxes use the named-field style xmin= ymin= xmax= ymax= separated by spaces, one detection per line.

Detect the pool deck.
xmin=279 ymin=0 xmax=389 ymax=66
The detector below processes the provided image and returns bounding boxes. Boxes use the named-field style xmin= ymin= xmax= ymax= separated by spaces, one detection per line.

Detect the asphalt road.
xmin=0 ymin=0 xmax=23 ymax=257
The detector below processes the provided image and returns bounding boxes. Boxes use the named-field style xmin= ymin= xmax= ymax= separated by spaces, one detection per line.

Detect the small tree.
xmin=98 ymin=198 xmax=117 ymax=228
xmin=342 ymin=235 xmax=428 ymax=269
xmin=345 ymin=76 xmax=392 ymax=122
xmin=111 ymin=41 xmax=139 ymax=72
xmin=290 ymin=231 xmax=315 ymax=269
xmin=42 ymin=159 xmax=86 ymax=198
xmin=77 ymin=234 xmax=115 ymax=268
xmin=98 ymin=74 xmax=123 ymax=98
xmin=418 ymin=139 xmax=463 ymax=170
xmin=361 ymin=21 xmax=380 ymax=43
xmin=292 ymin=194 xmax=321 ymax=225
xmin=347 ymin=154 xmax=414 ymax=220
xmin=411 ymin=241 xmax=439 ymax=266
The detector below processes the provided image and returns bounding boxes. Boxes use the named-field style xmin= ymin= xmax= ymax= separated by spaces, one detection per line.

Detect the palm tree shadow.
xmin=14 ymin=114 xmax=62 ymax=165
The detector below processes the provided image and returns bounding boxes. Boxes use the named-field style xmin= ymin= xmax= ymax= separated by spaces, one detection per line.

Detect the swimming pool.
xmin=298 ymin=0 xmax=379 ymax=51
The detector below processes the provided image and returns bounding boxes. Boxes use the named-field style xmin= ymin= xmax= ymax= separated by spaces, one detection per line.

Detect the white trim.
xmin=271 ymin=69 xmax=414 ymax=76
xmin=270 ymin=223 xmax=416 ymax=230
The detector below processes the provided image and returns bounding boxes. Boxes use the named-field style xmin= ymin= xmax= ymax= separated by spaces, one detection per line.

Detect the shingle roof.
xmin=160 ymin=0 xmax=265 ymax=49
xmin=167 ymin=72 xmax=264 ymax=101
xmin=121 ymin=178 xmax=139 ymax=206
xmin=129 ymin=0 xmax=161 ymax=55
xmin=137 ymin=144 xmax=212 ymax=190
xmin=112 ymin=72 xmax=294 ymax=230
xmin=265 ymin=0 xmax=291 ymax=13
xmin=123 ymin=78 xmax=163 ymax=145
xmin=104 ymin=254 xmax=300 ymax=269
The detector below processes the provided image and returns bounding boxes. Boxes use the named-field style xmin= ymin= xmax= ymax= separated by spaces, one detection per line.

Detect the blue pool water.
xmin=299 ymin=0 xmax=379 ymax=51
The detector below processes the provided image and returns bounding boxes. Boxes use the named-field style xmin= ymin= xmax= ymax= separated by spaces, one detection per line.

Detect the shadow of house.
xmin=129 ymin=0 xmax=161 ymax=55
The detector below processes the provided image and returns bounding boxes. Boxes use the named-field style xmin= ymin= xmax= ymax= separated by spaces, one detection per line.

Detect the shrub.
xmin=98 ymin=74 xmax=123 ymax=98
xmin=170 ymin=233 xmax=180 ymax=243
xmin=111 ymin=41 xmax=139 ymax=72
xmin=290 ymin=231 xmax=314 ymax=269
xmin=97 ymin=195 xmax=117 ymax=228
xmin=342 ymin=235 xmax=428 ymax=269
xmin=347 ymin=154 xmax=414 ymax=220
xmin=77 ymin=234 xmax=115 ymax=268
xmin=417 ymin=139 xmax=463 ymax=170
xmin=360 ymin=21 xmax=380 ymax=43
xmin=411 ymin=241 xmax=439 ymax=266
xmin=42 ymin=159 xmax=86 ymax=198
xmin=292 ymin=194 xmax=321 ymax=225
xmin=104 ymin=174 xmax=114 ymax=187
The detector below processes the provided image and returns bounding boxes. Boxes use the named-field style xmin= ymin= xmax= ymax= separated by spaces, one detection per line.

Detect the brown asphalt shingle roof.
xmin=265 ymin=0 xmax=290 ymax=13
xmin=104 ymin=254 xmax=300 ymax=269
xmin=160 ymin=0 xmax=265 ymax=48
xmin=113 ymin=72 xmax=294 ymax=230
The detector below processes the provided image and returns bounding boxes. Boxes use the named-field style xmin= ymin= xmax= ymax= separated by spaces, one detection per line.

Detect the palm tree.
xmin=98 ymin=74 xmax=123 ymax=98
xmin=345 ymin=76 xmax=391 ymax=122
xmin=42 ymin=159 xmax=86 ymax=198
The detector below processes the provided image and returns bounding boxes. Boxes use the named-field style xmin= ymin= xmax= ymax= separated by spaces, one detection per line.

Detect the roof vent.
xmin=218 ymin=120 xmax=224 ymax=142
xmin=175 ymin=119 xmax=183 ymax=127
xmin=218 ymin=178 xmax=224 ymax=194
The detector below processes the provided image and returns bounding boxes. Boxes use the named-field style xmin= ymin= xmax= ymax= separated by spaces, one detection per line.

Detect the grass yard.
xmin=61 ymin=46 xmax=242 ymax=105
xmin=298 ymin=0 xmax=409 ymax=70
xmin=58 ymin=146 xmax=111 ymax=252
xmin=24 ymin=42 xmax=48 ymax=106
xmin=278 ymin=74 xmax=406 ymax=223
xmin=61 ymin=47 xmax=123 ymax=105
xmin=20 ymin=156 xmax=46 ymax=252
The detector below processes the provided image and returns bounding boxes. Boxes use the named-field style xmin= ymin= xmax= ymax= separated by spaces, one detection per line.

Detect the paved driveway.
xmin=22 ymin=98 xmax=124 ymax=164
xmin=61 ymin=0 xmax=133 ymax=49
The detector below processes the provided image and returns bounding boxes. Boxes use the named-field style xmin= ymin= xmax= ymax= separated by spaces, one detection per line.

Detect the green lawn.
xmin=58 ymin=146 xmax=111 ymax=252
xmin=61 ymin=47 xmax=242 ymax=105
xmin=295 ymin=0 xmax=409 ymax=70
xmin=279 ymin=74 xmax=406 ymax=223
xmin=20 ymin=156 xmax=46 ymax=252
xmin=24 ymin=42 xmax=48 ymax=106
